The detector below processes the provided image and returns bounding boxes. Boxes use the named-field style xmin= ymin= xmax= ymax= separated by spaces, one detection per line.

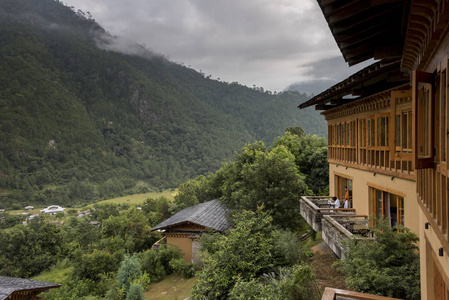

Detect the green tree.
xmin=72 ymin=249 xmax=120 ymax=282
xmin=337 ymin=219 xmax=420 ymax=299
xmin=274 ymin=132 xmax=328 ymax=195
xmin=285 ymin=126 xmax=305 ymax=137
xmin=174 ymin=175 xmax=216 ymax=210
xmin=126 ymin=282 xmax=144 ymax=300
xmin=191 ymin=209 xmax=279 ymax=299
xmin=229 ymin=265 xmax=321 ymax=300
xmin=138 ymin=245 xmax=183 ymax=283
xmin=117 ymin=254 xmax=142 ymax=293
xmin=221 ymin=144 xmax=310 ymax=230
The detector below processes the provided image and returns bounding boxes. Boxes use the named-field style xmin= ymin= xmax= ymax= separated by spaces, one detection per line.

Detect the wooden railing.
xmin=329 ymin=146 xmax=414 ymax=180
xmin=322 ymin=287 xmax=402 ymax=300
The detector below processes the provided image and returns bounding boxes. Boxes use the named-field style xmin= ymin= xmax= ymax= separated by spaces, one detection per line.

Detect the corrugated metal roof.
xmin=151 ymin=199 xmax=232 ymax=232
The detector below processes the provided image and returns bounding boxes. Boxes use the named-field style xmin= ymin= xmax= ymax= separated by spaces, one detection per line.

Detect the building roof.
xmin=0 ymin=276 xmax=61 ymax=300
xmin=316 ymin=1 xmax=449 ymax=72
xmin=316 ymin=0 xmax=410 ymax=66
xmin=40 ymin=205 xmax=65 ymax=213
xmin=151 ymin=199 xmax=232 ymax=232
xmin=299 ymin=59 xmax=409 ymax=110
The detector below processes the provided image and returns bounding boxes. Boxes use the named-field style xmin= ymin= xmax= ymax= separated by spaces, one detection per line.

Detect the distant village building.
xmin=77 ymin=210 xmax=91 ymax=218
xmin=151 ymin=199 xmax=232 ymax=262
xmin=0 ymin=276 xmax=61 ymax=300
xmin=0 ymin=209 xmax=4 ymax=214
xmin=40 ymin=205 xmax=65 ymax=215
xmin=27 ymin=215 xmax=38 ymax=221
xmin=89 ymin=221 xmax=100 ymax=226
xmin=24 ymin=206 xmax=34 ymax=211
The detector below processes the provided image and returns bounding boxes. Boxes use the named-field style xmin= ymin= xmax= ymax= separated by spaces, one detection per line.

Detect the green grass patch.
xmin=86 ymin=189 xmax=177 ymax=208
xmin=301 ymin=231 xmax=323 ymax=250
xmin=145 ymin=274 xmax=197 ymax=300
xmin=32 ymin=265 xmax=73 ymax=284
xmin=7 ymin=189 xmax=177 ymax=214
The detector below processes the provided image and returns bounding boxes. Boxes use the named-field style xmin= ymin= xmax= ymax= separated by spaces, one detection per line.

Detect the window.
xmin=395 ymin=110 xmax=412 ymax=152
xmin=370 ymin=188 xmax=404 ymax=227
xmin=418 ymin=84 xmax=432 ymax=157
xmin=396 ymin=114 xmax=401 ymax=148
xmin=377 ymin=116 xmax=389 ymax=147
xmin=336 ymin=175 xmax=352 ymax=207
xmin=360 ymin=119 xmax=366 ymax=147
xmin=337 ymin=124 xmax=340 ymax=145
xmin=368 ymin=118 xmax=375 ymax=146
xmin=346 ymin=122 xmax=350 ymax=146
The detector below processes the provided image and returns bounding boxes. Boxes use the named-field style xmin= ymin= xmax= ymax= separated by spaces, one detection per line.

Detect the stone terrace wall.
xmin=322 ymin=215 xmax=352 ymax=259
xmin=300 ymin=197 xmax=323 ymax=231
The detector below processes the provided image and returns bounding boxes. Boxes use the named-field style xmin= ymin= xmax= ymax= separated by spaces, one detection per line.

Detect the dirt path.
xmin=308 ymin=241 xmax=347 ymax=292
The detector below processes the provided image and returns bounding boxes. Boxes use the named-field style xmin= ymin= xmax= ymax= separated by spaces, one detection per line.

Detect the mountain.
xmin=0 ymin=0 xmax=325 ymax=207
xmin=285 ymin=79 xmax=336 ymax=97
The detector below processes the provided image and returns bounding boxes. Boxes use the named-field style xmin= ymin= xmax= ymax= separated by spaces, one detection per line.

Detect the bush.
xmin=273 ymin=229 xmax=303 ymax=265
xmin=192 ymin=209 xmax=278 ymax=299
xmin=337 ymin=218 xmax=420 ymax=299
xmin=126 ymin=282 xmax=144 ymax=300
xmin=169 ymin=258 xmax=198 ymax=279
xmin=228 ymin=265 xmax=321 ymax=300
xmin=117 ymin=254 xmax=142 ymax=292
xmin=138 ymin=245 xmax=182 ymax=282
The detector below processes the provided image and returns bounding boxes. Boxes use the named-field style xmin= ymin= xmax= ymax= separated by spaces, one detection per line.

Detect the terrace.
xmin=300 ymin=196 xmax=373 ymax=259
xmin=300 ymin=196 xmax=355 ymax=231
xmin=321 ymin=215 xmax=372 ymax=260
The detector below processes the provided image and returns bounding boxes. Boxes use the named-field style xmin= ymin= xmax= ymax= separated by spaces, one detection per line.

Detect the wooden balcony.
xmin=322 ymin=215 xmax=373 ymax=260
xmin=300 ymin=196 xmax=355 ymax=231
xmin=322 ymin=287 xmax=402 ymax=300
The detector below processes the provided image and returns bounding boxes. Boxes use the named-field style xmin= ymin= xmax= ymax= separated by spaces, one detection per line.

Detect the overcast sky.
xmin=62 ymin=0 xmax=370 ymax=92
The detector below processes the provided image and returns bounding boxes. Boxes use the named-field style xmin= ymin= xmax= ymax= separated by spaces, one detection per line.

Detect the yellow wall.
xmin=164 ymin=224 xmax=206 ymax=262
xmin=419 ymin=208 xmax=449 ymax=299
xmin=167 ymin=235 xmax=193 ymax=262
xmin=329 ymin=163 xmax=419 ymax=235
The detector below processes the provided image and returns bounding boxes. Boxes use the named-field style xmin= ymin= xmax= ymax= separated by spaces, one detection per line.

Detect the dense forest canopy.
xmin=0 ymin=129 xmax=328 ymax=299
xmin=0 ymin=0 xmax=325 ymax=208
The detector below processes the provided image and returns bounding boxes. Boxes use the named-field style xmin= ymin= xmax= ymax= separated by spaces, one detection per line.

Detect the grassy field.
xmin=145 ymin=274 xmax=197 ymax=300
xmin=7 ymin=189 xmax=178 ymax=215
xmin=32 ymin=265 xmax=73 ymax=284
xmin=85 ymin=189 xmax=178 ymax=208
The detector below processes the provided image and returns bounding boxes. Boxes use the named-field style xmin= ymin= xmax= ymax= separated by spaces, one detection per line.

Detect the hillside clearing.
xmin=145 ymin=274 xmax=197 ymax=300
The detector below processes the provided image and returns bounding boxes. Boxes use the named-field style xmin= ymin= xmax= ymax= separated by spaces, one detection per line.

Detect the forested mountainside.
xmin=0 ymin=0 xmax=325 ymax=207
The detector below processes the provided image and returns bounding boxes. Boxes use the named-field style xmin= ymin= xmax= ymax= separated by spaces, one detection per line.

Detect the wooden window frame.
xmin=413 ymin=70 xmax=435 ymax=169
xmin=369 ymin=187 xmax=405 ymax=227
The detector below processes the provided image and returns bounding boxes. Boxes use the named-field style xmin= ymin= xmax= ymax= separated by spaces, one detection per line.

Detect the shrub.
xmin=337 ymin=218 xmax=420 ymax=299
xmin=169 ymin=258 xmax=198 ymax=279
xmin=125 ymin=282 xmax=144 ymax=300
xmin=228 ymin=265 xmax=321 ymax=300
xmin=117 ymin=254 xmax=142 ymax=292
xmin=138 ymin=245 xmax=182 ymax=282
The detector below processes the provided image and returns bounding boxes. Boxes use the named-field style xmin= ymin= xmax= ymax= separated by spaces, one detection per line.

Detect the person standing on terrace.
xmin=344 ymin=187 xmax=349 ymax=208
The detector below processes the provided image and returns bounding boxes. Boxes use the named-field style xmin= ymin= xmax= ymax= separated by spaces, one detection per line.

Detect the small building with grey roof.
xmin=0 ymin=276 xmax=61 ymax=300
xmin=151 ymin=199 xmax=232 ymax=262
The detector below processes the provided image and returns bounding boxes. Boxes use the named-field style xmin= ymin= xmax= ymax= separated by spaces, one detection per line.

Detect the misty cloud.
xmin=286 ymin=57 xmax=375 ymax=95
xmin=62 ymin=0 xmax=367 ymax=91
